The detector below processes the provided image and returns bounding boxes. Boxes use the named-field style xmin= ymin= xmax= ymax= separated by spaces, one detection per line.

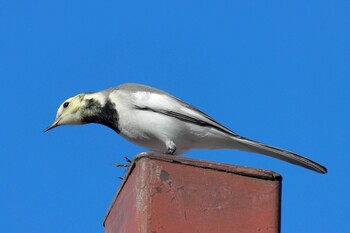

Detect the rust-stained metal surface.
xmin=103 ymin=153 xmax=282 ymax=233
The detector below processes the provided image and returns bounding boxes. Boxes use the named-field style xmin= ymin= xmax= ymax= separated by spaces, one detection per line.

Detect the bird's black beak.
xmin=44 ymin=119 xmax=60 ymax=132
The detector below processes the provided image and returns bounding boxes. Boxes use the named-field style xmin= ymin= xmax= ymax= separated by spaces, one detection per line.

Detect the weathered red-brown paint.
xmin=104 ymin=153 xmax=282 ymax=233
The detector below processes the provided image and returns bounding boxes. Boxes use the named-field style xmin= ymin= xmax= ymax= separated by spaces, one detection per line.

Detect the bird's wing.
xmin=125 ymin=87 xmax=327 ymax=174
xmin=130 ymin=90 xmax=239 ymax=137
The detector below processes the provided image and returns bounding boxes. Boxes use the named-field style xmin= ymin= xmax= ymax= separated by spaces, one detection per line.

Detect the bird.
xmin=45 ymin=83 xmax=327 ymax=174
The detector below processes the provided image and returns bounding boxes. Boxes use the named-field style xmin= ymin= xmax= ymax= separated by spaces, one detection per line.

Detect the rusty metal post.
xmin=103 ymin=153 xmax=282 ymax=233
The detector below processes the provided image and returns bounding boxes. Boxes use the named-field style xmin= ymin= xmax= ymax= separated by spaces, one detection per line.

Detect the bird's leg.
xmin=114 ymin=156 xmax=132 ymax=167
xmin=124 ymin=157 xmax=132 ymax=163
xmin=166 ymin=140 xmax=176 ymax=155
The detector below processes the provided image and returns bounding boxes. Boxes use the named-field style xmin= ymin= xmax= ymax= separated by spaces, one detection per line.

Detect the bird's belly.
xmin=118 ymin=110 xmax=212 ymax=153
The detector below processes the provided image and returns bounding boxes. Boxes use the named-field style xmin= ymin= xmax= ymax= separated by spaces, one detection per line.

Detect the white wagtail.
xmin=45 ymin=83 xmax=327 ymax=174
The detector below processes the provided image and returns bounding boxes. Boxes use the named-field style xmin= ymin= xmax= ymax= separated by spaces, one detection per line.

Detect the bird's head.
xmin=45 ymin=94 xmax=86 ymax=132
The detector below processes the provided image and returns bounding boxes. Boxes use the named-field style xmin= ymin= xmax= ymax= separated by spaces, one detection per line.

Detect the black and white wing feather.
xmin=118 ymin=83 xmax=327 ymax=174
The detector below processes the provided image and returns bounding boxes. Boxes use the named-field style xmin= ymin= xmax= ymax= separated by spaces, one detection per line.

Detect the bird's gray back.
xmin=116 ymin=83 xmax=168 ymax=95
xmin=103 ymin=83 xmax=193 ymax=108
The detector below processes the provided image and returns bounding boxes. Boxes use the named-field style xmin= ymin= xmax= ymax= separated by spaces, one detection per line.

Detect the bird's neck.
xmin=80 ymin=94 xmax=120 ymax=133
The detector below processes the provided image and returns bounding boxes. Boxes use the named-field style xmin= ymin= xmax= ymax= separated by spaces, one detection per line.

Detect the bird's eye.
xmin=63 ymin=102 xmax=69 ymax=108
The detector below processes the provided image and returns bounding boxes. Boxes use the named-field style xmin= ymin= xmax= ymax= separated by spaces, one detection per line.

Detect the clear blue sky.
xmin=1 ymin=1 xmax=348 ymax=232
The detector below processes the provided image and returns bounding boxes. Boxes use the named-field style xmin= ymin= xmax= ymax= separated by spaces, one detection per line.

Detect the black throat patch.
xmin=81 ymin=98 xmax=120 ymax=133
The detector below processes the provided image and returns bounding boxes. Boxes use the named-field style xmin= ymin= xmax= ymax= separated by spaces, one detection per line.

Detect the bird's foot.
xmin=113 ymin=156 xmax=132 ymax=167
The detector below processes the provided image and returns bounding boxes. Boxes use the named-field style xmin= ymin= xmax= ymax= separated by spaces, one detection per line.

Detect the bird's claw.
xmin=113 ymin=156 xmax=132 ymax=167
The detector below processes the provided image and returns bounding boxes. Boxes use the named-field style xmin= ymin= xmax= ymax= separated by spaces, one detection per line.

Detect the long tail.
xmin=232 ymin=136 xmax=327 ymax=174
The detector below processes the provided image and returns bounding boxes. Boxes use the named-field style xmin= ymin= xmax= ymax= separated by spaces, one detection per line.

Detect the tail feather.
xmin=233 ymin=136 xmax=327 ymax=174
